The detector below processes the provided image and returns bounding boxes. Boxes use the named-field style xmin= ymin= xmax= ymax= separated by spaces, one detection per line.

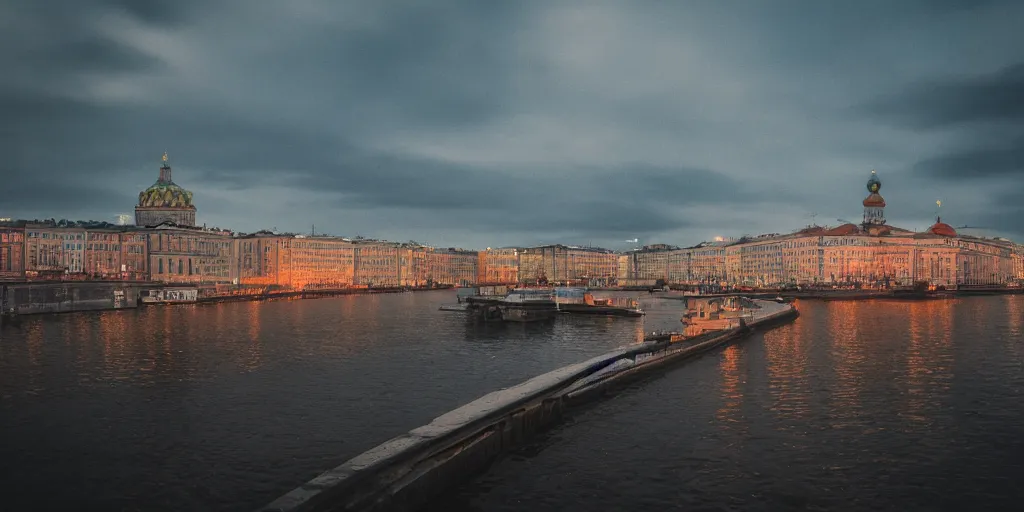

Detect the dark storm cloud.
xmin=860 ymin=62 xmax=1024 ymax=187
xmin=304 ymin=158 xmax=747 ymax=212
xmin=912 ymin=142 xmax=1024 ymax=180
xmin=4 ymin=0 xmax=1024 ymax=245
xmin=864 ymin=63 xmax=1024 ymax=130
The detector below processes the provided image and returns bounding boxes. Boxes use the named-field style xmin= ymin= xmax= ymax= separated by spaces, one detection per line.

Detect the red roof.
xmin=824 ymin=223 xmax=861 ymax=236
xmin=927 ymin=217 xmax=957 ymax=237
xmin=862 ymin=193 xmax=886 ymax=207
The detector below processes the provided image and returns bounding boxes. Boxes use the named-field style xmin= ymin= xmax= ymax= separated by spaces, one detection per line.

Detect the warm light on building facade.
xmin=3 ymin=167 xmax=1023 ymax=291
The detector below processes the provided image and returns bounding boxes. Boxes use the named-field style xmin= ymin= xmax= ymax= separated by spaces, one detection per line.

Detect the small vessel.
xmin=888 ymin=281 xmax=956 ymax=300
xmin=140 ymin=288 xmax=199 ymax=305
xmin=464 ymin=288 xmax=558 ymax=322
xmin=499 ymin=288 xmax=559 ymax=322
xmin=681 ymin=296 xmax=758 ymax=337
xmin=439 ymin=303 xmax=469 ymax=312
xmin=555 ymin=288 xmax=645 ymax=317
xmin=643 ymin=330 xmax=685 ymax=342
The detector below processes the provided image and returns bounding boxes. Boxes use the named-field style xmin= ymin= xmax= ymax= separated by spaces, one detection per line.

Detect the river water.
xmin=434 ymin=297 xmax=1024 ymax=511
xmin=0 ymin=290 xmax=668 ymax=511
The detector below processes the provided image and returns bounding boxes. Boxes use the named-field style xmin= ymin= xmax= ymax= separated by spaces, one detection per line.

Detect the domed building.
xmin=862 ymin=170 xmax=886 ymax=226
xmin=927 ymin=217 xmax=958 ymax=237
xmin=134 ymin=153 xmax=196 ymax=227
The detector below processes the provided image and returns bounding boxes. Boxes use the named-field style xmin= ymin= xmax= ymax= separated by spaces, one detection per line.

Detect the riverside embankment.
xmin=258 ymin=300 xmax=797 ymax=512
xmin=1 ymin=280 xmax=153 ymax=316
xmin=0 ymin=280 xmax=441 ymax=317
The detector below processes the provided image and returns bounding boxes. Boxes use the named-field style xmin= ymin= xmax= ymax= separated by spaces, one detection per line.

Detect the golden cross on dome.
xmin=162 ymin=152 xmax=168 ymax=163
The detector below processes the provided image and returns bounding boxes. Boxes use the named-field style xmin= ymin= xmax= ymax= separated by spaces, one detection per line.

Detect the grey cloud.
xmin=4 ymin=0 xmax=1024 ymax=246
xmin=912 ymin=141 xmax=1024 ymax=180
xmin=974 ymin=188 xmax=1024 ymax=236
xmin=864 ymin=63 xmax=1024 ymax=130
xmin=859 ymin=58 xmax=1024 ymax=188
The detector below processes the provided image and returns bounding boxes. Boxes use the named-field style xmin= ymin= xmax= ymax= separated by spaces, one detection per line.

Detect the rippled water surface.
xmin=0 ymin=290 xmax=669 ymax=511
xmin=435 ymin=297 xmax=1024 ymax=512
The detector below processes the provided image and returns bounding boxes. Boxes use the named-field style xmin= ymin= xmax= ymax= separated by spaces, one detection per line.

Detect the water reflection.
xmin=716 ymin=345 xmax=744 ymax=427
xmin=0 ymin=290 xmax=650 ymax=512
xmin=902 ymin=301 xmax=955 ymax=427
xmin=437 ymin=296 xmax=1024 ymax=512
xmin=244 ymin=301 xmax=262 ymax=372
xmin=1005 ymin=296 xmax=1023 ymax=361
xmin=764 ymin=319 xmax=809 ymax=423
xmin=825 ymin=301 xmax=866 ymax=429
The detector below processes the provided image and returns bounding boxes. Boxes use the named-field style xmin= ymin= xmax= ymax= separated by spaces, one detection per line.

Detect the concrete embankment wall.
xmin=1 ymin=281 xmax=152 ymax=315
xmin=258 ymin=300 xmax=798 ymax=512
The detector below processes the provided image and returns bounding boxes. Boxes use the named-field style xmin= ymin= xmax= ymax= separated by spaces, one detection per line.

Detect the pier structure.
xmin=257 ymin=299 xmax=797 ymax=512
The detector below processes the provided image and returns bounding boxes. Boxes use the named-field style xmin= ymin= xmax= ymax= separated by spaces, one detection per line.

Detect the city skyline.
xmin=4 ymin=1 xmax=1024 ymax=248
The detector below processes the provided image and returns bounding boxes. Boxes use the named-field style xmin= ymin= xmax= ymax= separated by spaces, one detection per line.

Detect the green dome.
xmin=138 ymin=182 xmax=194 ymax=208
xmin=137 ymin=153 xmax=195 ymax=209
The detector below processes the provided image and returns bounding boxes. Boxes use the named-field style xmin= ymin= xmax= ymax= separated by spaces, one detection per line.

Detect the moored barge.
xmin=554 ymin=287 xmax=645 ymax=317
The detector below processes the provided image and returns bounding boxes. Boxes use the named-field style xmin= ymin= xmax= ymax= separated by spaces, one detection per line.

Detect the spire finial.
xmin=158 ymin=152 xmax=172 ymax=182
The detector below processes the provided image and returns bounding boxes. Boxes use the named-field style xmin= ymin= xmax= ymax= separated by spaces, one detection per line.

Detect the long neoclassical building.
xmin=622 ymin=170 xmax=1024 ymax=288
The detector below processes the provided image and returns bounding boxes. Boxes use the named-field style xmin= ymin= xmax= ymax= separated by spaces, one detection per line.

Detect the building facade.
xmin=84 ymin=229 xmax=148 ymax=280
xmin=23 ymin=224 xmax=86 ymax=277
xmin=147 ymin=226 xmax=235 ymax=284
xmin=477 ymin=247 xmax=519 ymax=285
xmin=353 ymin=241 xmax=404 ymax=287
xmin=0 ymin=225 xmax=25 ymax=280
xmin=628 ymin=170 xmax=1024 ymax=288
xmin=427 ymin=248 xmax=478 ymax=287
xmin=518 ymin=245 xmax=618 ymax=285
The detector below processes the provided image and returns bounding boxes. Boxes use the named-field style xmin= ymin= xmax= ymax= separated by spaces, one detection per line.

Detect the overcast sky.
xmin=3 ymin=0 xmax=1023 ymax=249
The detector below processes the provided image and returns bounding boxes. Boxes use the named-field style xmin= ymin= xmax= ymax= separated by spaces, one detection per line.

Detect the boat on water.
xmin=461 ymin=288 xmax=559 ymax=322
xmin=681 ymin=295 xmax=759 ymax=337
xmin=554 ymin=287 xmax=644 ymax=317
xmin=140 ymin=288 xmax=199 ymax=305
xmin=643 ymin=330 xmax=686 ymax=343
xmin=499 ymin=288 xmax=559 ymax=322
xmin=457 ymin=285 xmax=509 ymax=304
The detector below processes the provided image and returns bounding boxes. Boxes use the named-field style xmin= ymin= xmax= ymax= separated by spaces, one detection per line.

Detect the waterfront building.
xmin=688 ymin=242 xmax=728 ymax=285
xmin=23 ymin=224 xmax=87 ymax=278
xmin=478 ymin=247 xmax=519 ymax=285
xmin=618 ymin=245 xmax=678 ymax=287
xmin=135 ymin=153 xmax=197 ymax=227
xmin=427 ymin=248 xmax=478 ymax=287
xmin=237 ymin=234 xmax=357 ymax=290
xmin=353 ymin=240 xmax=404 ymax=288
xmin=236 ymin=233 xmax=286 ymax=288
xmin=147 ymin=224 xmax=235 ymax=284
xmin=0 ymin=225 xmax=25 ymax=280
xmin=84 ymin=229 xmax=148 ymax=280
xmin=518 ymin=244 xmax=618 ymax=286
xmin=628 ymin=170 xmax=1024 ymax=288
xmin=292 ymin=236 xmax=356 ymax=289
xmin=616 ymin=254 xmax=632 ymax=283
xmin=400 ymin=245 xmax=430 ymax=287
xmin=667 ymin=248 xmax=689 ymax=284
